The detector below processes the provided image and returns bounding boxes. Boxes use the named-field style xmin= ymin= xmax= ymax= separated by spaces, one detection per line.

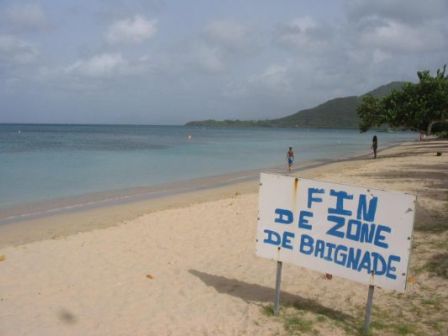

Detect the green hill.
xmin=364 ymin=81 xmax=405 ymax=98
xmin=268 ymin=96 xmax=360 ymax=128
xmin=186 ymin=81 xmax=406 ymax=129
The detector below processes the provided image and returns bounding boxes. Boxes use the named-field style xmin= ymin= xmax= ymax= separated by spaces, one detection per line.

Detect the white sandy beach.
xmin=1 ymin=140 xmax=447 ymax=336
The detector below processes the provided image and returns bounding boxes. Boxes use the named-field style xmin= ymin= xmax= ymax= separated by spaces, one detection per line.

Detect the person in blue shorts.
xmin=287 ymin=147 xmax=294 ymax=172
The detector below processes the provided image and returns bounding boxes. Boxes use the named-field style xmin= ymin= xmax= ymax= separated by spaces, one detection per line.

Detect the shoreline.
xmin=0 ymin=141 xmax=410 ymax=248
xmin=0 ymin=158 xmax=327 ymax=225
xmin=1 ymin=139 xmax=407 ymax=225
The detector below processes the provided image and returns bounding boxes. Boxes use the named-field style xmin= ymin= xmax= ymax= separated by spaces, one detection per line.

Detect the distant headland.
xmin=185 ymin=82 xmax=405 ymax=129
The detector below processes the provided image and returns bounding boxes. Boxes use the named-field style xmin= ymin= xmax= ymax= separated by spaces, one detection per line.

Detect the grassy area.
xmin=261 ymin=302 xmax=362 ymax=335
xmin=260 ymin=301 xmax=434 ymax=335
xmin=422 ymin=253 xmax=448 ymax=278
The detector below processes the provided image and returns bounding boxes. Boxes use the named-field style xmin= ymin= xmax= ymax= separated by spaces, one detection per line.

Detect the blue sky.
xmin=0 ymin=0 xmax=447 ymax=124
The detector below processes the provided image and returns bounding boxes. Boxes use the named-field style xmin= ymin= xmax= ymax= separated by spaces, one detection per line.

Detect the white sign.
xmin=256 ymin=173 xmax=416 ymax=292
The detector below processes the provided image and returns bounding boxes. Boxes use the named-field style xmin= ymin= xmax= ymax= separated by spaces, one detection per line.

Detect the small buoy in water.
xmin=187 ymin=134 xmax=192 ymax=140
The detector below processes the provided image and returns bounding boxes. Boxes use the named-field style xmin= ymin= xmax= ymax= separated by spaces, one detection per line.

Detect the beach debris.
xmin=146 ymin=274 xmax=155 ymax=280
xmin=58 ymin=309 xmax=77 ymax=324
xmin=0 ymin=255 xmax=5 ymax=262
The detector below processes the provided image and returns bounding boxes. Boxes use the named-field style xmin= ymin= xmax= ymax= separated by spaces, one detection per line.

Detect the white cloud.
xmin=358 ymin=20 xmax=447 ymax=53
xmin=192 ymin=44 xmax=225 ymax=73
xmin=274 ymin=17 xmax=331 ymax=51
xmin=248 ymin=64 xmax=292 ymax=95
xmin=347 ymin=0 xmax=448 ymax=24
xmin=4 ymin=3 xmax=49 ymax=32
xmin=64 ymin=53 xmax=128 ymax=77
xmin=106 ymin=15 xmax=157 ymax=44
xmin=205 ymin=20 xmax=250 ymax=51
xmin=38 ymin=53 xmax=155 ymax=91
xmin=184 ymin=20 xmax=258 ymax=74
xmin=0 ymin=34 xmax=38 ymax=64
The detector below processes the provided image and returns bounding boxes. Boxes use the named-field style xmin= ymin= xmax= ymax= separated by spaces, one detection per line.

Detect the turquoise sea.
xmin=0 ymin=124 xmax=416 ymax=221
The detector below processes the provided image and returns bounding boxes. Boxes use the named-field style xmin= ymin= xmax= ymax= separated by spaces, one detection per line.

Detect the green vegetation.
xmin=185 ymin=82 xmax=405 ymax=129
xmin=185 ymin=119 xmax=272 ymax=128
xmin=269 ymin=96 xmax=361 ymax=128
xmin=260 ymin=301 xmax=362 ymax=335
xmin=421 ymin=296 xmax=443 ymax=308
xmin=284 ymin=316 xmax=314 ymax=334
xmin=261 ymin=304 xmax=275 ymax=316
xmin=436 ymin=130 xmax=448 ymax=138
xmin=422 ymin=253 xmax=448 ymax=279
xmin=394 ymin=323 xmax=416 ymax=335
xmin=260 ymin=297 xmax=444 ymax=336
xmin=358 ymin=65 xmax=448 ymax=135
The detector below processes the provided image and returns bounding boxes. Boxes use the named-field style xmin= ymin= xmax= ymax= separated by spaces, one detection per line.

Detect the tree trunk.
xmin=427 ymin=121 xmax=435 ymax=135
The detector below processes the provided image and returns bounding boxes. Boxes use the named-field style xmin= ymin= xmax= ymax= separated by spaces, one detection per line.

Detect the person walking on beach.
xmin=372 ymin=135 xmax=378 ymax=159
xmin=287 ymin=147 xmax=294 ymax=172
